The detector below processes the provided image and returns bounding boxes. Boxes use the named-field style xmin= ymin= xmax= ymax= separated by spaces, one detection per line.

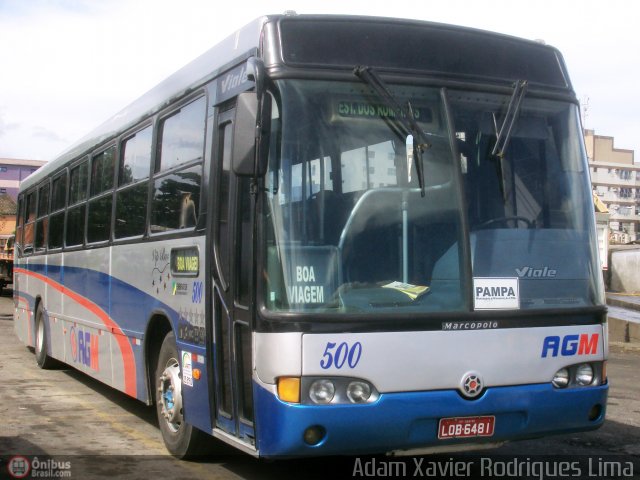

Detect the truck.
xmin=0 ymin=234 xmax=14 ymax=295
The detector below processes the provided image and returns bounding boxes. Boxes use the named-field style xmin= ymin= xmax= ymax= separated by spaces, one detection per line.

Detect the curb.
xmin=607 ymin=295 xmax=640 ymax=312
xmin=607 ymin=314 xmax=640 ymax=345
xmin=609 ymin=341 xmax=640 ymax=353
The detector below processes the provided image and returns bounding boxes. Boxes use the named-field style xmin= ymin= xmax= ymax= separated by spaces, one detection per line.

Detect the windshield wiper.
xmin=490 ymin=79 xmax=527 ymax=202
xmin=491 ymin=79 xmax=528 ymax=158
xmin=354 ymin=66 xmax=430 ymax=196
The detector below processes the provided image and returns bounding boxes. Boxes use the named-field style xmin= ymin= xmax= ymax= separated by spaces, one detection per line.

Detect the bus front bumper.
xmin=253 ymin=382 xmax=608 ymax=458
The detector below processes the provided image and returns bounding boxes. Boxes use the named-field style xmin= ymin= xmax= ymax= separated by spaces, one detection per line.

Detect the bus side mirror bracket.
xmin=232 ymin=92 xmax=259 ymax=176
xmin=232 ymin=59 xmax=271 ymax=178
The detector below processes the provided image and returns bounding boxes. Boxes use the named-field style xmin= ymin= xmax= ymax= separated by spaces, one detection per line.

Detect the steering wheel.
xmin=476 ymin=216 xmax=533 ymax=229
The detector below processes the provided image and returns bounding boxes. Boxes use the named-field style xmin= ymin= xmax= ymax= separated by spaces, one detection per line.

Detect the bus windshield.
xmin=263 ymin=79 xmax=603 ymax=315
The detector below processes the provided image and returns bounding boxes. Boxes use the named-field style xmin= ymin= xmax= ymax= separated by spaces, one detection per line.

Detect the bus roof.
xmin=22 ymin=14 xmax=571 ymax=192
xmin=274 ymin=15 xmax=569 ymax=88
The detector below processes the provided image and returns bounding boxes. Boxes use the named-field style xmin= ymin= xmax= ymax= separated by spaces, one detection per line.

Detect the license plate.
xmin=437 ymin=416 xmax=495 ymax=439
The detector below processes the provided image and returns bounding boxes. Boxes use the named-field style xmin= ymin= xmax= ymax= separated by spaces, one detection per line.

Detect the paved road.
xmin=1 ymin=290 xmax=639 ymax=479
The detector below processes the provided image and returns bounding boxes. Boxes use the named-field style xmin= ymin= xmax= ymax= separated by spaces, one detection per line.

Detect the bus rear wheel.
xmin=155 ymin=331 xmax=207 ymax=458
xmin=34 ymin=304 xmax=57 ymax=369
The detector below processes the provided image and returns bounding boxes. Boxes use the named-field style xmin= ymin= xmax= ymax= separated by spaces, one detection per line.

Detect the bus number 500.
xmin=320 ymin=342 xmax=362 ymax=369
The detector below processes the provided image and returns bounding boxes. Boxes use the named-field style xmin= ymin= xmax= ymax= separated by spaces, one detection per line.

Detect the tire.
xmin=155 ymin=331 xmax=208 ymax=458
xmin=34 ymin=304 xmax=57 ymax=369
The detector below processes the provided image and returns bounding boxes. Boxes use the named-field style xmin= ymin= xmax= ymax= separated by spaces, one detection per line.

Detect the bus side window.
xmin=49 ymin=172 xmax=67 ymax=250
xmin=115 ymin=125 xmax=152 ymax=239
xmin=151 ymin=96 xmax=205 ymax=233
xmin=15 ymin=194 xmax=24 ymax=257
xmin=88 ymin=147 xmax=115 ymax=243
xmin=67 ymin=161 xmax=88 ymax=247
xmin=237 ymin=176 xmax=251 ymax=305
xmin=217 ymin=120 xmax=232 ymax=283
xmin=23 ymin=191 xmax=36 ymax=255
xmin=35 ymin=182 xmax=50 ymax=253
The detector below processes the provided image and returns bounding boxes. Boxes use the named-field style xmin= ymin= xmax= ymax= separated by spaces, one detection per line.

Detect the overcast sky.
xmin=0 ymin=0 xmax=637 ymax=162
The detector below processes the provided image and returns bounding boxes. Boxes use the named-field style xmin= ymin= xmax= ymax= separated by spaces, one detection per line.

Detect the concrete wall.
xmin=610 ymin=246 xmax=640 ymax=292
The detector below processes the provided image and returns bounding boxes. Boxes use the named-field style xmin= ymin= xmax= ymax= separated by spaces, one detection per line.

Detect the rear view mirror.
xmin=232 ymin=92 xmax=259 ymax=176
xmin=232 ymin=91 xmax=271 ymax=177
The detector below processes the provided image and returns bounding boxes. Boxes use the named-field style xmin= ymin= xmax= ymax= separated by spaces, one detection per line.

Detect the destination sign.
xmin=335 ymin=100 xmax=433 ymax=123
xmin=171 ymin=247 xmax=200 ymax=276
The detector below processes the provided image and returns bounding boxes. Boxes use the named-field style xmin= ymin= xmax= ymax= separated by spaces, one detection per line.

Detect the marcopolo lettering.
xmin=541 ymin=333 xmax=599 ymax=358
xmin=442 ymin=321 xmax=499 ymax=331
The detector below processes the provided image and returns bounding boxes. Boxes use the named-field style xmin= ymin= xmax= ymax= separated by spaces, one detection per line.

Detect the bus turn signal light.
xmin=278 ymin=377 xmax=301 ymax=403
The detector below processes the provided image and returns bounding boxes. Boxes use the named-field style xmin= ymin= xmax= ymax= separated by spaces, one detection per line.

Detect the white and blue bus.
xmin=14 ymin=14 xmax=608 ymax=458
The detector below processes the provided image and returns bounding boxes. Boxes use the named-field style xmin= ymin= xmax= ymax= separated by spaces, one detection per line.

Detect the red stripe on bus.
xmin=15 ymin=267 xmax=137 ymax=397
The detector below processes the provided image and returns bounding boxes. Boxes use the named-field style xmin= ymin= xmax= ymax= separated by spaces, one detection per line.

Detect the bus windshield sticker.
xmin=283 ymin=246 xmax=339 ymax=307
xmin=171 ymin=247 xmax=199 ymax=277
xmin=473 ymin=277 xmax=519 ymax=310
xmin=289 ymin=265 xmax=325 ymax=304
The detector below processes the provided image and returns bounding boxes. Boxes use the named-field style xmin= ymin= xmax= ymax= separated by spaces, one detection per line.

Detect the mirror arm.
xmin=246 ymin=57 xmax=265 ymax=101
xmin=247 ymin=57 xmax=272 ymax=180
xmin=231 ymin=57 xmax=271 ymax=179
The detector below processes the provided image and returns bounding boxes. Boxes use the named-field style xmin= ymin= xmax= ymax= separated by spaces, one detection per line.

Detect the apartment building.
xmin=0 ymin=158 xmax=47 ymax=201
xmin=585 ymin=129 xmax=638 ymax=244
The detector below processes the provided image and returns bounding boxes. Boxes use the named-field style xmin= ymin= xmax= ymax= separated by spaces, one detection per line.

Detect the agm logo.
xmin=541 ymin=333 xmax=599 ymax=358
xmin=516 ymin=266 xmax=557 ymax=278
xmin=70 ymin=327 xmax=99 ymax=371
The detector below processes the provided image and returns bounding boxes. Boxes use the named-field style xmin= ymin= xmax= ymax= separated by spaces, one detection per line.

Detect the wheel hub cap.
xmin=158 ymin=360 xmax=183 ymax=432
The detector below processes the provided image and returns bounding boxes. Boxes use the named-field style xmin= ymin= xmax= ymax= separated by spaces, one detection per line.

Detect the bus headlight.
xmin=552 ymin=368 xmax=570 ymax=388
xmin=301 ymin=377 xmax=380 ymax=404
xmin=309 ymin=379 xmax=335 ymax=404
xmin=346 ymin=381 xmax=372 ymax=403
xmin=576 ymin=364 xmax=594 ymax=386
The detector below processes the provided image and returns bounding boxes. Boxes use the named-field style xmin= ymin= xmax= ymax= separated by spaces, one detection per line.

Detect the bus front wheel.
xmin=155 ymin=331 xmax=206 ymax=458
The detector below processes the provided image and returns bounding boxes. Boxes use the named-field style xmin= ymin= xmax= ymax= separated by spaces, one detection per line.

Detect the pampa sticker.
xmin=473 ymin=277 xmax=519 ymax=310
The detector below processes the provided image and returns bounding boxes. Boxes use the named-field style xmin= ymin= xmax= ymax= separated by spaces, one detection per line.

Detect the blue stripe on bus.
xmin=253 ymin=382 xmax=608 ymax=457
xmin=25 ymin=263 xmax=144 ymax=334
xmin=16 ymin=264 xmax=212 ymax=434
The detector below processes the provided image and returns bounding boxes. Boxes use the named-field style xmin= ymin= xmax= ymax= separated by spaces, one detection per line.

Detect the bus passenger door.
xmin=211 ymin=108 xmax=255 ymax=446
